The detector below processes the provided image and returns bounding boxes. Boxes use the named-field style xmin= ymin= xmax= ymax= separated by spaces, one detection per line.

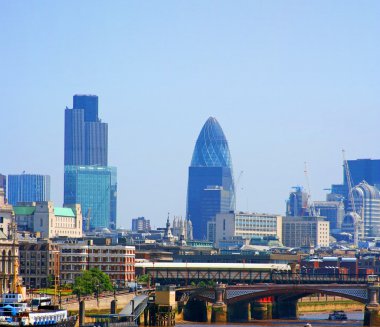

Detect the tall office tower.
xmin=64 ymin=94 xmax=108 ymax=166
xmin=64 ymin=166 xmax=116 ymax=230
xmin=345 ymin=181 xmax=380 ymax=237
xmin=0 ymin=174 xmax=6 ymax=199
xmin=8 ymin=174 xmax=50 ymax=206
xmin=286 ymin=186 xmax=308 ymax=216
xmin=314 ymin=200 xmax=345 ymax=231
xmin=131 ymin=217 xmax=151 ymax=233
xmin=186 ymin=117 xmax=235 ymax=240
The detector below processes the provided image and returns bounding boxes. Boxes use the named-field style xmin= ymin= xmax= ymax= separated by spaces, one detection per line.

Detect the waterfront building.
xmin=186 ymin=117 xmax=235 ymax=240
xmin=60 ymin=240 xmax=135 ymax=287
xmin=286 ymin=186 xmax=308 ymax=217
xmin=132 ymin=217 xmax=151 ymax=233
xmin=348 ymin=181 xmax=380 ymax=237
xmin=64 ymin=165 xmax=116 ymax=230
xmin=7 ymin=174 xmax=50 ymax=206
xmin=14 ymin=201 xmax=83 ymax=238
xmin=19 ymin=239 xmax=60 ymax=289
xmin=282 ymin=216 xmax=330 ymax=248
xmin=64 ymin=94 xmax=108 ymax=166
xmin=215 ymin=212 xmax=282 ymax=248
xmin=314 ymin=200 xmax=345 ymax=231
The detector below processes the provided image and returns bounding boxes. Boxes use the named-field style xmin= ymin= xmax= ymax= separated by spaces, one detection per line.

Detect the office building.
xmin=286 ymin=186 xmax=308 ymax=216
xmin=215 ymin=212 xmax=282 ymax=247
xmin=186 ymin=117 xmax=235 ymax=240
xmin=8 ymin=174 xmax=50 ymax=206
xmin=19 ymin=240 xmax=60 ymax=289
xmin=64 ymin=165 xmax=116 ymax=230
xmin=14 ymin=201 xmax=83 ymax=238
xmin=314 ymin=201 xmax=345 ymax=231
xmin=345 ymin=159 xmax=380 ymax=188
xmin=64 ymin=94 xmax=108 ymax=166
xmin=348 ymin=181 xmax=380 ymax=237
xmin=132 ymin=217 xmax=151 ymax=232
xmin=282 ymin=216 xmax=330 ymax=248
xmin=0 ymin=174 xmax=6 ymax=199
xmin=60 ymin=240 xmax=135 ymax=287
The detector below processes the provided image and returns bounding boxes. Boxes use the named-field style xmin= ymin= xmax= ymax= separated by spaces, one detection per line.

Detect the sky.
xmin=1 ymin=1 xmax=380 ymax=229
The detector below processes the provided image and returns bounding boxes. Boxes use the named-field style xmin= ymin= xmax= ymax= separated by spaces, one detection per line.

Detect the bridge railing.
xmin=271 ymin=272 xmax=368 ymax=284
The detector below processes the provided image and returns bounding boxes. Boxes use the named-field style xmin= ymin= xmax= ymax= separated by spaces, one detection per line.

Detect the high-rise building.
xmin=8 ymin=174 xmax=50 ymax=206
xmin=186 ymin=117 xmax=235 ymax=240
xmin=131 ymin=217 xmax=151 ymax=232
xmin=64 ymin=94 xmax=108 ymax=166
xmin=64 ymin=95 xmax=117 ymax=229
xmin=286 ymin=186 xmax=308 ymax=216
xmin=314 ymin=201 xmax=345 ymax=231
xmin=64 ymin=165 xmax=116 ymax=230
xmin=347 ymin=181 xmax=380 ymax=237
xmin=345 ymin=159 xmax=380 ymax=188
xmin=0 ymin=174 xmax=6 ymax=199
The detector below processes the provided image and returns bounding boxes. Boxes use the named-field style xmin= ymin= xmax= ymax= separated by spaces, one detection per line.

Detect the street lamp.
xmin=95 ymin=283 xmax=100 ymax=308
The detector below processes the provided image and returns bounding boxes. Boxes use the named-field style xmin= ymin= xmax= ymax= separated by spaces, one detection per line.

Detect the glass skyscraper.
xmin=64 ymin=95 xmax=116 ymax=230
xmin=64 ymin=166 xmax=117 ymax=230
xmin=186 ymin=117 xmax=235 ymax=240
xmin=64 ymin=94 xmax=108 ymax=166
xmin=8 ymin=174 xmax=50 ymax=206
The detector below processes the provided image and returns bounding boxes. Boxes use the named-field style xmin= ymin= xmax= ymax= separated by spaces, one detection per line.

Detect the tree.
xmin=73 ymin=268 xmax=113 ymax=298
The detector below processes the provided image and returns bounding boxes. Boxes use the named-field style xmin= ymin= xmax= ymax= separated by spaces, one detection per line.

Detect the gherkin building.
xmin=186 ymin=117 xmax=235 ymax=240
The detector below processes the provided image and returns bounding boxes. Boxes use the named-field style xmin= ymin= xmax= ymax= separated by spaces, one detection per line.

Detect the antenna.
xmin=304 ymin=162 xmax=316 ymax=216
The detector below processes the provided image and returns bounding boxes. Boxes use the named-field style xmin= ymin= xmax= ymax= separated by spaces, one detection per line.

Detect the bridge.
xmin=176 ymin=282 xmax=380 ymax=326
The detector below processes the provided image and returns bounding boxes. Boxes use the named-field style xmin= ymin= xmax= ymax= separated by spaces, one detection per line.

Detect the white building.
xmin=14 ymin=201 xmax=83 ymax=238
xmin=215 ymin=212 xmax=283 ymax=247
xmin=60 ymin=241 xmax=135 ymax=287
xmin=282 ymin=216 xmax=329 ymax=248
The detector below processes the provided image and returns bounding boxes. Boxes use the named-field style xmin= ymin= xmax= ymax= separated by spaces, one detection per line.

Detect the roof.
xmin=13 ymin=206 xmax=36 ymax=215
xmin=54 ymin=207 xmax=75 ymax=217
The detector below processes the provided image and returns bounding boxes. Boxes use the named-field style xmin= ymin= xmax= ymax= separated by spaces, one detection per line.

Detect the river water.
xmin=177 ymin=311 xmax=364 ymax=327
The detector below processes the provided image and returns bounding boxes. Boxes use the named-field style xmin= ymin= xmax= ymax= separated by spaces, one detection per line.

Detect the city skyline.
xmin=1 ymin=2 xmax=380 ymax=227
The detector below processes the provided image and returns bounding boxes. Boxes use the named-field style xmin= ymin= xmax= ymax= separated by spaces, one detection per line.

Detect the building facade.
xmin=14 ymin=201 xmax=83 ymax=238
xmin=64 ymin=166 xmax=116 ymax=230
xmin=60 ymin=241 xmax=135 ymax=287
xmin=131 ymin=217 xmax=151 ymax=232
xmin=7 ymin=174 xmax=50 ymax=206
xmin=314 ymin=200 xmax=345 ymax=231
xmin=215 ymin=212 xmax=282 ymax=247
xmin=282 ymin=216 xmax=330 ymax=248
xmin=186 ymin=117 xmax=235 ymax=240
xmin=19 ymin=240 xmax=60 ymax=289
xmin=0 ymin=175 xmax=6 ymax=200
xmin=348 ymin=181 xmax=380 ymax=237
xmin=286 ymin=186 xmax=308 ymax=216
xmin=64 ymin=94 xmax=108 ymax=166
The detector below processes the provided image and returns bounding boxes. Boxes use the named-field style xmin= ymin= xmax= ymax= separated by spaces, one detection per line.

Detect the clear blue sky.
xmin=1 ymin=1 xmax=379 ymax=228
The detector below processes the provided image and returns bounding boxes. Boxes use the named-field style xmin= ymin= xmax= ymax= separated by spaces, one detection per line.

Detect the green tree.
xmin=73 ymin=268 xmax=113 ymax=297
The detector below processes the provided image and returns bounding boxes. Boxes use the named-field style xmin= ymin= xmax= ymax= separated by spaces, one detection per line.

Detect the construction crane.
xmin=342 ymin=150 xmax=363 ymax=246
xmin=304 ymin=162 xmax=317 ymax=216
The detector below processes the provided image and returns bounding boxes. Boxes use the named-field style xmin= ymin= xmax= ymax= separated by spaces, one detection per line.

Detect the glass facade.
xmin=187 ymin=117 xmax=235 ymax=240
xmin=8 ymin=174 xmax=50 ymax=206
xmin=64 ymin=95 xmax=108 ymax=166
xmin=64 ymin=166 xmax=116 ymax=230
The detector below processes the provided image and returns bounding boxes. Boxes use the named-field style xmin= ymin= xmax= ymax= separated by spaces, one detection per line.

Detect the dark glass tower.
xmin=186 ymin=117 xmax=235 ymax=240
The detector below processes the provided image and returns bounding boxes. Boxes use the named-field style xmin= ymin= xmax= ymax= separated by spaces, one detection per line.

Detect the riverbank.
xmin=298 ymin=299 xmax=364 ymax=313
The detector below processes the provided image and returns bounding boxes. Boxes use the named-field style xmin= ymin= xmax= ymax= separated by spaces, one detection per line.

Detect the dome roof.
xmin=353 ymin=181 xmax=380 ymax=199
xmin=190 ymin=117 xmax=232 ymax=168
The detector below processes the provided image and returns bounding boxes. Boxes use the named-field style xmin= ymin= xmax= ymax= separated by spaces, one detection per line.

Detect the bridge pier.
xmin=211 ymin=284 xmax=227 ymax=323
xmin=251 ymin=299 xmax=272 ymax=320
xmin=227 ymin=301 xmax=250 ymax=322
xmin=364 ymin=285 xmax=380 ymax=327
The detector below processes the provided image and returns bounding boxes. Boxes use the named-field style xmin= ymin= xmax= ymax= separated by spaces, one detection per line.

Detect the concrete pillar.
xmin=273 ymin=298 xmax=298 ymax=319
xmin=364 ymin=285 xmax=380 ymax=327
xmin=110 ymin=299 xmax=117 ymax=314
xmin=211 ymin=284 xmax=227 ymax=323
xmin=251 ymin=302 xmax=267 ymax=320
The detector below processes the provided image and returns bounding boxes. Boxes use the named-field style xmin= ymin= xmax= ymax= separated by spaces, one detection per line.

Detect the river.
xmin=177 ymin=311 xmax=364 ymax=327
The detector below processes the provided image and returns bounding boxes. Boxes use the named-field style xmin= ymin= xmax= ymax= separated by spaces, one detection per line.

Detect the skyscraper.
xmin=186 ymin=117 xmax=235 ymax=240
xmin=286 ymin=186 xmax=308 ymax=216
xmin=8 ymin=173 xmax=50 ymax=206
xmin=64 ymin=95 xmax=116 ymax=230
xmin=64 ymin=166 xmax=116 ymax=230
xmin=64 ymin=94 xmax=108 ymax=166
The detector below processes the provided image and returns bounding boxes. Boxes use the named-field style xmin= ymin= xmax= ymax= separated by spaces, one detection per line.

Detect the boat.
xmin=304 ymin=323 xmax=312 ymax=327
xmin=0 ymin=293 xmax=77 ymax=327
xmin=328 ymin=310 xmax=348 ymax=320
